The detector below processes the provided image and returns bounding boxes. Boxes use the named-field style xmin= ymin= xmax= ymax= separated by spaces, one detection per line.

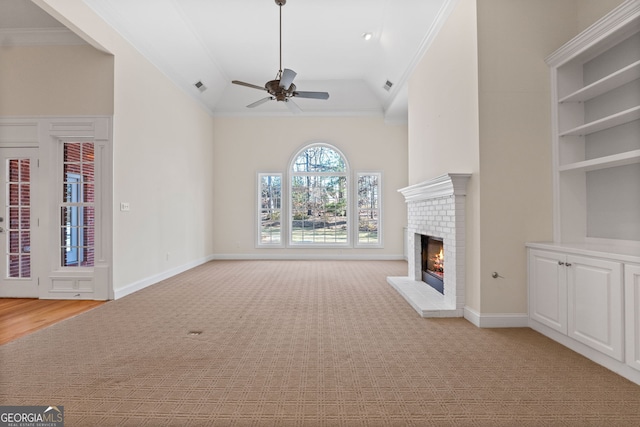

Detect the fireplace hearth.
xmin=387 ymin=173 xmax=470 ymax=317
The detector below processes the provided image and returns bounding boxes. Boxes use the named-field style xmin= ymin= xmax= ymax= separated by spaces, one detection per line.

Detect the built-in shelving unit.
xmin=546 ymin=0 xmax=640 ymax=247
xmin=528 ymin=0 xmax=640 ymax=387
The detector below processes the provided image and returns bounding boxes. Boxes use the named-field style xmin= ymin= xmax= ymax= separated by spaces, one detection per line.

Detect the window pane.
xmin=292 ymin=146 xmax=346 ymax=173
xmin=259 ymin=174 xmax=282 ymax=245
xmin=357 ymin=174 xmax=381 ymax=245
xmin=291 ymin=175 xmax=347 ymax=244
xmin=60 ymin=141 xmax=95 ymax=267
xmin=5 ymin=158 xmax=31 ymax=278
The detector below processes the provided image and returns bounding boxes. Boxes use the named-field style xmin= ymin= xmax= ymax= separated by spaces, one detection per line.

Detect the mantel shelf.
xmin=558 ymin=149 xmax=640 ymax=172
xmin=559 ymin=60 xmax=640 ymax=103
xmin=559 ymin=105 xmax=640 ymax=136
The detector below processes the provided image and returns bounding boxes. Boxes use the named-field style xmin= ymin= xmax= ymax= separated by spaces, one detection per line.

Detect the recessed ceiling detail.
xmin=2 ymin=0 xmax=456 ymax=122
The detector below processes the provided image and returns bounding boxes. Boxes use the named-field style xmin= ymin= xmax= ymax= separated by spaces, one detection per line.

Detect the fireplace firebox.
xmin=421 ymin=235 xmax=444 ymax=294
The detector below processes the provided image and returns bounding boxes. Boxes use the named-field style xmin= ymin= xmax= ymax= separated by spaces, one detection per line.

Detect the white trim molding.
xmin=464 ymin=307 xmax=529 ymax=328
xmin=398 ymin=173 xmax=471 ymax=202
xmin=545 ymin=0 xmax=640 ymax=67
xmin=114 ymin=255 xmax=215 ymax=299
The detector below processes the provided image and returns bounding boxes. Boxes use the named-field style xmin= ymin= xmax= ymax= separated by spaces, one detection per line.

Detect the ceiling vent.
xmin=194 ymin=81 xmax=207 ymax=92
xmin=383 ymin=80 xmax=393 ymax=91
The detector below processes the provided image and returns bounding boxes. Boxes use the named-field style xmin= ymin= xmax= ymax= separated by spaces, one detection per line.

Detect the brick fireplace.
xmin=388 ymin=173 xmax=470 ymax=317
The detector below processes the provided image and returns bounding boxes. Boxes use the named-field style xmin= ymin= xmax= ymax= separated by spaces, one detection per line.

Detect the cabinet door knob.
xmin=565 ymin=262 xmax=572 ymax=267
xmin=558 ymin=261 xmax=565 ymax=266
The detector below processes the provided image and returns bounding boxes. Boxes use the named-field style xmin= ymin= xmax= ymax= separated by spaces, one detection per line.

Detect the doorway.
xmin=0 ymin=147 xmax=38 ymax=298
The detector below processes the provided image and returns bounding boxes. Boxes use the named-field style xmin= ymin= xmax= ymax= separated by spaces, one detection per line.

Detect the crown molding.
xmin=545 ymin=0 xmax=640 ymax=66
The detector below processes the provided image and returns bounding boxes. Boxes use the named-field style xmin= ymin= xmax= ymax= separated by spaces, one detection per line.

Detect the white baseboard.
xmin=113 ymin=254 xmax=404 ymax=299
xmin=113 ymin=255 xmax=215 ymax=299
xmin=210 ymin=253 xmax=406 ymax=261
xmin=464 ymin=306 xmax=529 ymax=328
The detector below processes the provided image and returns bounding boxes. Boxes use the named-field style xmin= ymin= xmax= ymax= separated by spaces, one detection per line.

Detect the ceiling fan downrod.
xmin=230 ymin=0 xmax=329 ymax=110
xmin=276 ymin=0 xmax=286 ymax=78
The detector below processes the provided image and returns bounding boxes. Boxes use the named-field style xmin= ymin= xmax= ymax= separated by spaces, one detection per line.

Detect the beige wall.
xmin=408 ymin=0 xmax=481 ymax=309
xmin=408 ymin=0 xmax=626 ymax=315
xmin=212 ymin=116 xmax=408 ymax=258
xmin=0 ymin=44 xmax=113 ymax=115
xmin=35 ymin=0 xmax=215 ymax=295
xmin=476 ymin=0 xmax=575 ymax=314
xmin=476 ymin=0 xmax=625 ymax=314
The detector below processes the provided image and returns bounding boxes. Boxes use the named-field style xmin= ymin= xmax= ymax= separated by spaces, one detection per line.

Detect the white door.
xmin=0 ymin=148 xmax=38 ymax=298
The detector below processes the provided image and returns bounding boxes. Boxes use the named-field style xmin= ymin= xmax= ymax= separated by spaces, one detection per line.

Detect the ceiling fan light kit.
xmin=231 ymin=0 xmax=329 ymax=112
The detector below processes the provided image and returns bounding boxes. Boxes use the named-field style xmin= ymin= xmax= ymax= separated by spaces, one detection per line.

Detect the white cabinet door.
xmin=529 ymin=250 xmax=567 ymax=334
xmin=626 ymin=264 xmax=640 ymax=371
xmin=568 ymin=255 xmax=623 ymax=361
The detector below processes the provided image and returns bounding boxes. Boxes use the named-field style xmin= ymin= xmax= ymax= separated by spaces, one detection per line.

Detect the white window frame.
xmin=256 ymin=173 xmax=284 ymax=248
xmin=57 ymin=139 xmax=96 ymax=271
xmin=355 ymin=172 xmax=383 ymax=248
xmin=288 ymin=143 xmax=350 ymax=248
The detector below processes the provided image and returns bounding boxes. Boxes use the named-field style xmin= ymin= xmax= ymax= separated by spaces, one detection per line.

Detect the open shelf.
xmin=559 ymin=60 xmax=640 ymax=103
xmin=559 ymin=105 xmax=640 ymax=136
xmin=558 ymin=149 xmax=640 ymax=172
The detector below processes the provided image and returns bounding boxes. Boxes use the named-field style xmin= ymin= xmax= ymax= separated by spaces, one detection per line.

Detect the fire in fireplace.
xmin=421 ymin=235 xmax=444 ymax=294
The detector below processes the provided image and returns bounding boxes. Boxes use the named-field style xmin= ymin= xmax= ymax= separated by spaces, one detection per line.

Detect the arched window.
xmin=289 ymin=144 xmax=349 ymax=246
xmin=257 ymin=143 xmax=382 ymax=248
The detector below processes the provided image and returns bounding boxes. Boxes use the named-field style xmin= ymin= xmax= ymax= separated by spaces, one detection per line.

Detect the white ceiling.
xmin=1 ymin=0 xmax=454 ymax=122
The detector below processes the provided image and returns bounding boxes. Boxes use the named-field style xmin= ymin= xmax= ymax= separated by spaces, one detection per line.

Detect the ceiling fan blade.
xmin=232 ymin=80 xmax=267 ymax=91
xmin=294 ymin=91 xmax=330 ymax=100
xmin=280 ymin=68 xmax=297 ymax=90
xmin=285 ymin=98 xmax=302 ymax=114
xmin=247 ymin=97 xmax=273 ymax=108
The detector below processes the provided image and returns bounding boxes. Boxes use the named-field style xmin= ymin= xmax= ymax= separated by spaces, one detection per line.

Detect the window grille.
xmin=60 ymin=141 xmax=95 ymax=267
xmin=258 ymin=174 xmax=282 ymax=246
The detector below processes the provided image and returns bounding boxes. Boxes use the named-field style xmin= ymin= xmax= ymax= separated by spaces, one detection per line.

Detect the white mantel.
xmin=398 ymin=173 xmax=471 ymax=201
xmin=388 ymin=173 xmax=470 ymax=317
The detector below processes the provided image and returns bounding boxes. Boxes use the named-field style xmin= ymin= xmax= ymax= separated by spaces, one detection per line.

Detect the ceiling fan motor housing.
xmin=266 ymin=80 xmax=296 ymax=101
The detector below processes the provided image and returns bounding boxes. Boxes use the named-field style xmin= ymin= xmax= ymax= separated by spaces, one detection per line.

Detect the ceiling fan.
xmin=231 ymin=0 xmax=329 ymax=113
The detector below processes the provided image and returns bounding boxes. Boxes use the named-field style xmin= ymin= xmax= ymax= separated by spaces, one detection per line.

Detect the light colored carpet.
xmin=1 ymin=260 xmax=639 ymax=426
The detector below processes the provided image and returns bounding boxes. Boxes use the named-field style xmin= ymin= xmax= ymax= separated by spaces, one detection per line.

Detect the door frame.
xmin=0 ymin=117 xmax=112 ymax=300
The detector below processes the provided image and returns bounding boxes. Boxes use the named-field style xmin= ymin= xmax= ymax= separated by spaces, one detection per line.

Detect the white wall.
xmin=408 ymin=0 xmax=481 ymax=309
xmin=212 ymin=116 xmax=408 ymax=258
xmin=35 ymin=0 xmax=215 ymax=296
xmin=0 ymin=45 xmax=113 ymax=115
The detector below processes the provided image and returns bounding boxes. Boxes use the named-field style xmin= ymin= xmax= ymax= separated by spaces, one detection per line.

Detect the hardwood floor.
xmin=0 ymin=298 xmax=106 ymax=345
